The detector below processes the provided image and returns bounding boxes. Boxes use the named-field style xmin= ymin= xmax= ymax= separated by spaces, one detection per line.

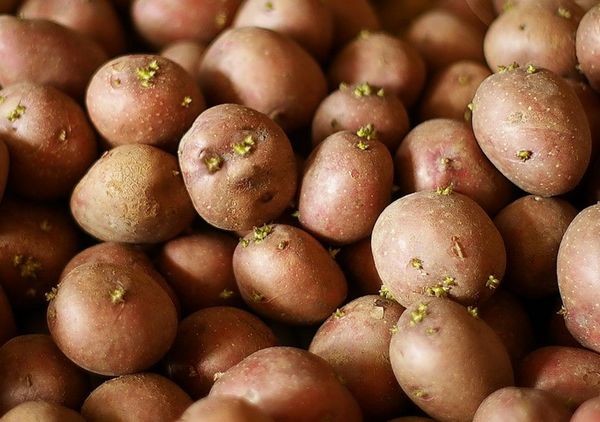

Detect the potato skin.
xmin=323 ymin=0 xmax=380 ymax=47
xmin=389 ymin=298 xmax=514 ymax=422
xmin=577 ymin=4 xmax=600 ymax=91
xmin=160 ymin=40 xmax=205 ymax=82
xmin=0 ymin=16 xmax=107 ymax=99
xmin=86 ymin=55 xmax=204 ymax=151
xmin=178 ymin=396 xmax=275 ymax=422
xmin=71 ymin=144 xmax=195 ymax=244
xmin=210 ymin=347 xmax=362 ymax=422
xmin=0 ymin=82 xmax=97 ymax=200
xmin=472 ymin=67 xmax=591 ymax=196
xmin=0 ymin=401 xmax=86 ymax=422
xmin=0 ymin=139 xmax=8 ymax=204
xmin=338 ymin=237 xmax=383 ymax=296
xmin=572 ymin=396 xmax=600 ymax=422
xmin=47 ymin=263 xmax=178 ymax=376
xmin=178 ymin=104 xmax=297 ymax=232
xmin=371 ymin=190 xmax=506 ymax=307
xmin=299 ymin=131 xmax=393 ymax=245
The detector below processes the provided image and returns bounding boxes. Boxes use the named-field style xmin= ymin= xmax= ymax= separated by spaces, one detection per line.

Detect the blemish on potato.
xmin=45 ymin=287 xmax=58 ymax=302
xmin=389 ymin=324 xmax=399 ymax=334
xmin=233 ymin=135 xmax=256 ymax=156
xmin=171 ymin=170 xmax=180 ymax=177
xmin=215 ymin=12 xmax=227 ymax=28
xmin=181 ymin=96 xmax=192 ymax=108
xmin=203 ymin=155 xmax=223 ymax=173
xmin=377 ymin=88 xmax=385 ymax=97
xmin=425 ymin=327 xmax=439 ymax=335
xmin=110 ymin=286 xmax=126 ymax=304
xmin=410 ymin=257 xmax=423 ymax=270
xmin=264 ymin=1 xmax=274 ymax=11
xmin=219 ymin=289 xmax=235 ymax=299
xmin=508 ymin=111 xmax=524 ymax=123
xmin=277 ymin=240 xmax=289 ymax=250
xmin=330 ymin=118 xmax=338 ymax=128
xmin=413 ymin=388 xmax=429 ymax=399
xmin=358 ymin=29 xmax=371 ymax=39
xmin=379 ymin=285 xmax=395 ymax=300
xmin=251 ymin=291 xmax=265 ymax=302
xmin=467 ymin=306 xmax=479 ymax=318
xmin=557 ymin=7 xmax=572 ymax=19
xmin=334 ymin=308 xmax=345 ymax=319
xmin=7 ymin=104 xmax=26 ymax=122
xmin=135 ymin=60 xmax=160 ymax=88
xmin=253 ymin=225 xmax=273 ymax=243
xmin=486 ymin=275 xmax=500 ymax=289
xmin=516 ymin=150 xmax=533 ymax=162
xmin=526 ymin=64 xmax=538 ymax=74
xmin=239 ymin=238 xmax=250 ymax=248
xmin=557 ymin=305 xmax=568 ymax=317
xmin=328 ymin=247 xmax=341 ymax=258
xmin=457 ymin=74 xmax=470 ymax=86
xmin=40 ymin=220 xmax=52 ymax=232
xmin=58 ymin=129 xmax=67 ymax=142
xmin=451 ymin=236 xmax=465 ymax=259
xmin=213 ymin=371 xmax=225 ymax=381
xmin=25 ymin=374 xmax=33 ymax=387
xmin=426 ymin=285 xmax=449 ymax=298
xmin=0 ymin=96 xmax=4 ymax=104
xmin=12 ymin=255 xmax=41 ymax=279
xmin=370 ymin=305 xmax=385 ymax=320
xmin=436 ymin=185 xmax=453 ymax=195
xmin=518 ymin=23 xmax=526 ymax=31
xmin=410 ymin=303 xmax=428 ymax=325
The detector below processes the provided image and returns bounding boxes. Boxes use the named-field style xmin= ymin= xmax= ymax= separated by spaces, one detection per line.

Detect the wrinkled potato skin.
xmin=178 ymin=396 xmax=275 ymax=422
xmin=0 ymin=16 xmax=107 ymax=99
xmin=178 ymin=104 xmax=297 ymax=232
xmin=389 ymin=298 xmax=514 ymax=422
xmin=0 ymin=139 xmax=8 ymax=203
xmin=0 ymin=401 xmax=86 ymax=422
xmin=577 ymin=5 xmax=600 ymax=91
xmin=161 ymin=40 xmax=205 ymax=82
xmin=472 ymin=67 xmax=591 ymax=196
xmin=71 ymin=144 xmax=195 ymax=244
xmin=571 ymin=396 xmax=600 ymax=422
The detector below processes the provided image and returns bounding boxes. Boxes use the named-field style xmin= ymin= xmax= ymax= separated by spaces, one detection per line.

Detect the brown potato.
xmin=567 ymin=79 xmax=600 ymax=160
xmin=0 ymin=286 xmax=15 ymax=346
xmin=0 ymin=401 xmax=86 ymax=422
xmin=160 ymin=40 xmax=205 ymax=82
xmin=572 ymin=396 xmax=600 ymax=422
xmin=338 ymin=237 xmax=383 ymax=296
xmin=0 ymin=139 xmax=7 ymax=203
xmin=577 ymin=4 xmax=600 ymax=91
xmin=71 ymin=144 xmax=195 ymax=244
xmin=323 ymin=0 xmax=380 ymax=47
xmin=178 ymin=396 xmax=275 ymax=422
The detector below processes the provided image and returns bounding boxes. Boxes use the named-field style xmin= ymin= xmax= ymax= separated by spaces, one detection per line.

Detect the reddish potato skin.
xmin=210 ymin=347 xmax=362 ymax=422
xmin=390 ymin=298 xmax=514 ymax=422
xmin=472 ymin=387 xmax=572 ymax=422
xmin=161 ymin=40 xmax=205 ymax=82
xmin=19 ymin=0 xmax=125 ymax=56
xmin=0 ymin=287 xmax=15 ymax=346
xmin=0 ymin=139 xmax=7 ymax=203
xmin=233 ymin=225 xmax=348 ymax=325
xmin=371 ymin=190 xmax=506 ymax=307
xmin=419 ymin=60 xmax=491 ymax=121
xmin=338 ymin=237 xmax=383 ymax=295
xmin=165 ymin=307 xmax=277 ymax=398
xmin=0 ymin=335 xmax=89 ymax=414
xmin=577 ymin=5 xmax=600 ymax=91
xmin=557 ymin=203 xmax=600 ymax=352
xmin=309 ymin=296 xmax=407 ymax=419
xmin=299 ymin=131 xmax=393 ymax=245
xmin=178 ymin=396 xmax=274 ymax=422
xmin=0 ymin=17 xmax=107 ymax=99
xmin=567 ymin=79 xmax=600 ymax=160
xmin=472 ymin=67 xmax=592 ymax=196
xmin=47 ymin=263 xmax=178 ymax=376
xmin=394 ymin=119 xmax=514 ymax=215
xmin=311 ymin=83 xmax=409 ymax=151
xmin=0 ymin=401 xmax=86 ymax=422
xmin=328 ymin=32 xmax=426 ymax=107
xmin=178 ymin=104 xmax=297 ymax=232
xmin=323 ymin=0 xmax=380 ymax=47
xmin=86 ymin=55 xmax=204 ymax=151
xmin=572 ymin=396 xmax=600 ymax=422
xmin=82 ymin=374 xmax=192 ymax=422
xmin=0 ymin=82 xmax=97 ymax=200
xmin=518 ymin=346 xmax=600 ymax=408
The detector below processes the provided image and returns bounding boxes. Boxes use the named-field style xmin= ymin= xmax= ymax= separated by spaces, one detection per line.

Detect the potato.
xmin=47 ymin=262 xmax=178 ymax=376
xmin=132 ymin=0 xmax=242 ymax=47
xmin=233 ymin=224 xmax=348 ymax=325
xmin=394 ymin=119 xmax=514 ymax=215
xmin=71 ymin=144 xmax=195 ymax=244
xmin=0 ymin=334 xmax=88 ymax=414
xmin=311 ymin=82 xmax=410 ymax=151
xmin=406 ymin=9 xmax=486 ymax=70
xmin=389 ymin=298 xmax=514 ymax=422
xmin=473 ymin=387 xmax=572 ymax=422
xmin=86 ymin=55 xmax=204 ymax=151
xmin=577 ymin=4 xmax=600 ymax=91
xmin=309 ymin=296 xmax=407 ymax=419
xmin=210 ymin=347 xmax=362 ymax=422
xmin=576 ymin=0 xmax=599 ymax=10
xmin=19 ymin=0 xmax=125 ymax=56
xmin=0 ymin=16 xmax=107 ymax=99
xmin=161 ymin=40 xmax=205 ymax=82
xmin=165 ymin=306 xmax=277 ymax=398
xmin=323 ymin=0 xmax=380 ymax=47
xmin=518 ymin=346 xmax=600 ymax=408
xmin=199 ymin=27 xmax=326 ymax=132
xmin=567 ymin=79 xmax=600 ymax=160
xmin=0 ymin=82 xmax=97 ymax=200
xmin=233 ymin=0 xmax=333 ymax=61
xmin=572 ymin=396 xmax=600 ymax=422
xmin=549 ymin=300 xmax=581 ymax=347
xmin=178 ymin=104 xmax=297 ymax=232
xmin=157 ymin=231 xmax=240 ymax=313
xmin=328 ymin=31 xmax=426 ymax=107
xmin=438 ymin=0 xmax=496 ymax=27
xmin=0 ymin=139 xmax=7 ymax=203
xmin=371 ymin=189 xmax=506 ymax=307
xmin=338 ymin=237 xmax=383 ymax=296
xmin=418 ymin=60 xmax=491 ymax=121
xmin=178 ymin=396 xmax=274 ymax=422
xmin=0 ymin=286 xmax=15 ymax=346
xmin=485 ymin=1 xmax=583 ymax=78
xmin=471 ymin=65 xmax=592 ymax=196
xmin=0 ymin=199 xmax=79 ymax=308
xmin=299 ymin=129 xmax=393 ymax=245
xmin=0 ymin=401 xmax=85 ymax=422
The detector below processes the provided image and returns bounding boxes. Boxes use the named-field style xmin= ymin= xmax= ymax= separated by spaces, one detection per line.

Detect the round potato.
xmin=161 ymin=40 xmax=205 ymax=82
xmin=0 ymin=401 xmax=85 ymax=422
xmin=577 ymin=4 xmax=600 ymax=91
xmin=323 ymin=0 xmax=380 ymax=47
xmin=178 ymin=396 xmax=274 ymax=422
xmin=572 ymin=396 xmax=600 ymax=422
xmin=338 ymin=237 xmax=383 ymax=296
xmin=566 ymin=79 xmax=600 ymax=160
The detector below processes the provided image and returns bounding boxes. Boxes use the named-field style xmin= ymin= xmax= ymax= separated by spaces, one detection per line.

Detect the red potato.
xmin=178 ymin=396 xmax=275 ymax=422
xmin=0 ymin=401 xmax=86 ymax=422
xmin=161 ymin=40 xmax=205 ymax=82
xmin=394 ymin=118 xmax=514 ymax=215
xmin=338 ymin=237 xmax=383 ymax=296
xmin=572 ymin=396 xmax=600 ymax=422
xmin=0 ymin=139 xmax=7 ymax=203
xmin=577 ymin=4 xmax=600 ymax=91
xmin=322 ymin=0 xmax=380 ymax=47
xmin=210 ymin=347 xmax=363 ymax=422
xmin=0 ymin=286 xmax=15 ymax=346
xmin=567 ymin=79 xmax=600 ymax=160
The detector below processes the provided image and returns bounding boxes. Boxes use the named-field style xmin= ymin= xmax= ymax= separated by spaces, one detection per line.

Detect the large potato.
xmin=576 ymin=4 xmax=600 ymax=91
xmin=472 ymin=66 xmax=591 ymax=196
xmin=178 ymin=396 xmax=274 ymax=422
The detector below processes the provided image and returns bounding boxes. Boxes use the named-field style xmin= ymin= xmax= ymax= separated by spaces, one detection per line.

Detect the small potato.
xmin=328 ymin=31 xmax=426 ymax=107
xmin=389 ymin=298 xmax=514 ymax=422
xmin=338 ymin=237 xmax=383 ymax=296
xmin=323 ymin=0 xmax=380 ymax=47
xmin=0 ymin=335 xmax=89 ymax=414
xmin=394 ymin=119 xmax=514 ymax=215
xmin=572 ymin=396 xmax=600 ymax=422
xmin=178 ymin=396 xmax=274 ymax=422
xmin=311 ymin=82 xmax=410 ymax=151
xmin=233 ymin=0 xmax=333 ymax=61
xmin=0 ymin=82 xmax=97 ymax=200
xmin=0 ymin=401 xmax=85 ymax=422
xmin=165 ymin=307 xmax=277 ymax=398
xmin=19 ymin=0 xmax=125 ymax=56
xmin=86 ymin=55 xmax=204 ymax=151
xmin=71 ymin=144 xmax=195 ymax=244
xmin=178 ymin=104 xmax=297 ymax=232
xmin=82 ymin=374 xmax=192 ymax=422
xmin=210 ymin=347 xmax=362 ymax=422
xmin=473 ymin=387 xmax=572 ymax=422
xmin=472 ymin=66 xmax=591 ymax=196
xmin=0 ymin=16 xmax=107 ymax=99
xmin=371 ymin=189 xmax=506 ymax=307
xmin=577 ymin=4 xmax=600 ymax=91
xmin=0 ymin=139 xmax=8 ymax=203
xmin=233 ymin=224 xmax=348 ymax=325
xmin=299 ymin=129 xmax=393 ymax=245
xmin=161 ymin=40 xmax=205 ymax=82
xmin=47 ymin=263 xmax=178 ymax=376
xmin=438 ymin=0 xmax=496 ymax=27
xmin=199 ymin=27 xmax=327 ymax=132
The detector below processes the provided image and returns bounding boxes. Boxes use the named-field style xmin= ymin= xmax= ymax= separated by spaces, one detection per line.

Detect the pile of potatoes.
xmin=2 ymin=0 xmax=600 ymax=421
